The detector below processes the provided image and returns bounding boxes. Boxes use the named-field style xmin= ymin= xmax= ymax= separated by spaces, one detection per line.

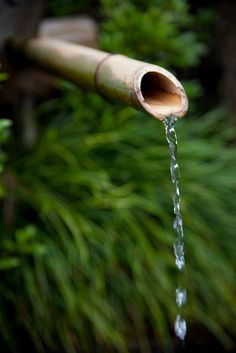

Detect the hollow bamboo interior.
xmin=10 ymin=38 xmax=188 ymax=120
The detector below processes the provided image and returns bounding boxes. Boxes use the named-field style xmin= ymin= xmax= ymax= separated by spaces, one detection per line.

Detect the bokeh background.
xmin=0 ymin=1 xmax=236 ymax=352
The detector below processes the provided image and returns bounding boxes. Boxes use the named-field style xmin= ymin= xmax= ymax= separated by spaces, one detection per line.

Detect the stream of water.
xmin=163 ymin=116 xmax=187 ymax=341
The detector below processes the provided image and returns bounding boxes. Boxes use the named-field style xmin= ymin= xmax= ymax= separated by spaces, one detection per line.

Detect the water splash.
xmin=163 ymin=116 xmax=187 ymax=341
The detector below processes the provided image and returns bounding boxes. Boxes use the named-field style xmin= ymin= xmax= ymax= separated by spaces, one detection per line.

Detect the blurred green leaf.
xmin=0 ymin=73 xmax=8 ymax=82
xmin=0 ymin=258 xmax=20 ymax=270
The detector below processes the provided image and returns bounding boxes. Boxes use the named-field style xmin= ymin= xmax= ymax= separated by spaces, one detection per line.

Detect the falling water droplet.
xmin=174 ymin=240 xmax=185 ymax=270
xmin=176 ymin=288 xmax=187 ymax=307
xmin=175 ymin=315 xmax=187 ymax=340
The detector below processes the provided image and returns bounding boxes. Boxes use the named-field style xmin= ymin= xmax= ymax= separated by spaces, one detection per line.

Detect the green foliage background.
xmin=1 ymin=0 xmax=236 ymax=352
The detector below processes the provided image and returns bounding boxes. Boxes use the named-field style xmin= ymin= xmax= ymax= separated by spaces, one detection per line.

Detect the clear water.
xmin=175 ymin=315 xmax=187 ymax=341
xmin=163 ymin=116 xmax=187 ymax=341
xmin=176 ymin=288 xmax=187 ymax=308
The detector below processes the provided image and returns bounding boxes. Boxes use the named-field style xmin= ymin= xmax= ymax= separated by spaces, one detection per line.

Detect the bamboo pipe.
xmin=10 ymin=38 xmax=188 ymax=120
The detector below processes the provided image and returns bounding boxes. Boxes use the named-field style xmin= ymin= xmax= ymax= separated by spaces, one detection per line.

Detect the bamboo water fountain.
xmin=9 ymin=38 xmax=188 ymax=121
xmin=4 ymin=11 xmax=189 ymax=342
xmin=9 ymin=36 xmax=189 ymax=340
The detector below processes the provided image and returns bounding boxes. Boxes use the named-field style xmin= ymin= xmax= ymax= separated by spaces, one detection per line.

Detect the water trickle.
xmin=163 ymin=116 xmax=187 ymax=341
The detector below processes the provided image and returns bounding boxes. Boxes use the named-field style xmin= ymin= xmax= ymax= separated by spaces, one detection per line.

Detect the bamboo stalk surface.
xmin=11 ymin=38 xmax=188 ymax=120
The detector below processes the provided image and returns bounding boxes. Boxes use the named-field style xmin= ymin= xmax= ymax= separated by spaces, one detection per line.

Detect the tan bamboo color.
xmin=11 ymin=38 xmax=188 ymax=120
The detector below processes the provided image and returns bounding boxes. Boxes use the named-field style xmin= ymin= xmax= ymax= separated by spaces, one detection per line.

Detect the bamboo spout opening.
xmin=139 ymin=71 xmax=185 ymax=120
